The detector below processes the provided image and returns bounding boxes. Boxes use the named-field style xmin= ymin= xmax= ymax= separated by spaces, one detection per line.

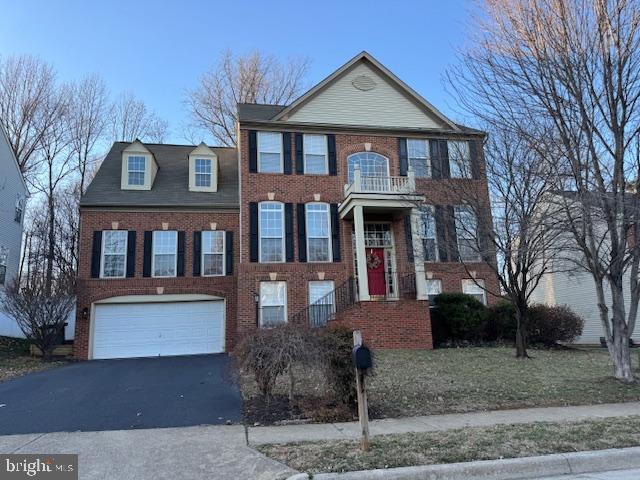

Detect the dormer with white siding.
xmin=120 ymin=140 xmax=158 ymax=190
xmin=188 ymin=143 xmax=218 ymax=192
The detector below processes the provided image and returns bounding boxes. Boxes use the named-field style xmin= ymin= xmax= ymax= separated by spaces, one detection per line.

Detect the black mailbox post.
xmin=353 ymin=345 xmax=373 ymax=371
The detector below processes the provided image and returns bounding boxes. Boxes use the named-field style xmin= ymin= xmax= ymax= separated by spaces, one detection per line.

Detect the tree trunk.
xmin=515 ymin=305 xmax=529 ymax=358
xmin=288 ymin=365 xmax=295 ymax=407
xmin=45 ymin=185 xmax=55 ymax=297
xmin=608 ymin=284 xmax=635 ymax=382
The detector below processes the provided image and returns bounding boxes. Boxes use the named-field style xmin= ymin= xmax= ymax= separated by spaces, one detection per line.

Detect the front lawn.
xmin=240 ymin=347 xmax=640 ymax=422
xmin=259 ymin=415 xmax=640 ymax=474
xmin=0 ymin=336 xmax=64 ymax=382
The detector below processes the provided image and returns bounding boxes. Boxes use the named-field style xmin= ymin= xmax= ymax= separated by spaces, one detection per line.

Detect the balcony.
xmin=339 ymin=166 xmax=425 ymax=219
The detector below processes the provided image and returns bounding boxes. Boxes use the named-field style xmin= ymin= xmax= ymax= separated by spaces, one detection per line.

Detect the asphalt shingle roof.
xmin=237 ymin=103 xmax=286 ymax=122
xmin=81 ymin=142 xmax=238 ymax=209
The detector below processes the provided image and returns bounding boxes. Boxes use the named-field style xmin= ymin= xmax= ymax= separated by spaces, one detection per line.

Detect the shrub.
xmin=528 ymin=304 xmax=584 ymax=346
xmin=317 ymin=325 xmax=357 ymax=407
xmin=431 ymin=293 xmax=488 ymax=345
xmin=486 ymin=300 xmax=518 ymax=342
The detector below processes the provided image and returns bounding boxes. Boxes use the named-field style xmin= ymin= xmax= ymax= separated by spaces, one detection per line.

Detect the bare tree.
xmin=108 ymin=92 xmax=168 ymax=143
xmin=186 ymin=49 xmax=309 ymax=146
xmin=0 ymin=55 xmax=58 ymax=180
xmin=448 ymin=0 xmax=640 ymax=381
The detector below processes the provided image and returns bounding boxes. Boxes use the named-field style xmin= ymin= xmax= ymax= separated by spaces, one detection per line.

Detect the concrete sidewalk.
xmin=249 ymin=401 xmax=640 ymax=445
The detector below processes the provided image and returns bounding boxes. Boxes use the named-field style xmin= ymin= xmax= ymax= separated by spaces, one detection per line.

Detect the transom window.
xmin=260 ymin=281 xmax=287 ymax=327
xmin=448 ymin=141 xmax=472 ymax=179
xmin=425 ymin=278 xmax=442 ymax=305
xmin=0 ymin=247 xmax=8 ymax=286
xmin=258 ymin=132 xmax=283 ymax=173
xmin=363 ymin=223 xmax=392 ymax=248
xmin=127 ymin=156 xmax=146 ymax=185
xmin=347 ymin=152 xmax=389 ymax=182
xmin=259 ymin=202 xmax=285 ymax=262
xmin=152 ymin=231 xmax=177 ymax=277
xmin=304 ymin=134 xmax=328 ymax=174
xmin=101 ymin=231 xmax=127 ymax=278
xmin=309 ymin=280 xmax=335 ymax=327
xmin=195 ymin=158 xmax=212 ymax=187
xmin=462 ymin=279 xmax=487 ymax=305
xmin=306 ymin=203 xmax=331 ymax=262
xmin=202 ymin=230 xmax=225 ymax=276
xmin=455 ymin=206 xmax=481 ymax=262
xmin=420 ymin=206 xmax=438 ymax=262
xmin=408 ymin=139 xmax=431 ymax=178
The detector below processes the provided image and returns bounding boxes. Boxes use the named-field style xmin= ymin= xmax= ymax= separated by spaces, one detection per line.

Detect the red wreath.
xmin=366 ymin=252 xmax=382 ymax=269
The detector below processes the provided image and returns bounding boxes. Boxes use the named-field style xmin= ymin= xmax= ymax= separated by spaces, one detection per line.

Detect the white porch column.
xmin=353 ymin=205 xmax=370 ymax=301
xmin=410 ymin=208 xmax=428 ymax=300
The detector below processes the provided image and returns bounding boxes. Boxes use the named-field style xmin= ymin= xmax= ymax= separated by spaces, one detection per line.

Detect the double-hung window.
xmin=195 ymin=158 xmax=212 ymax=187
xmin=127 ymin=156 xmax=146 ymax=185
xmin=202 ymin=230 xmax=225 ymax=276
xmin=448 ymin=141 xmax=472 ymax=178
xmin=408 ymin=139 xmax=431 ymax=178
xmin=258 ymin=132 xmax=283 ymax=173
xmin=420 ymin=206 xmax=438 ymax=262
xmin=462 ymin=279 xmax=487 ymax=305
xmin=260 ymin=281 xmax=287 ymax=327
xmin=152 ymin=231 xmax=177 ymax=277
xmin=306 ymin=203 xmax=331 ymax=262
xmin=309 ymin=280 xmax=335 ymax=327
xmin=455 ymin=206 xmax=481 ymax=262
xmin=425 ymin=278 xmax=442 ymax=305
xmin=0 ymin=248 xmax=7 ymax=286
xmin=101 ymin=231 xmax=127 ymax=278
xmin=303 ymin=134 xmax=328 ymax=174
xmin=259 ymin=202 xmax=285 ymax=262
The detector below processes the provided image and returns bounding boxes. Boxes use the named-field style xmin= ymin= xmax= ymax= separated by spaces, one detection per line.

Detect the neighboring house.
xmin=75 ymin=51 xmax=499 ymax=360
xmin=0 ymin=124 xmax=28 ymax=337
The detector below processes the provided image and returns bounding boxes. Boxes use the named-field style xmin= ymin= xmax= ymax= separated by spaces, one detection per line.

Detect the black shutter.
xmin=248 ymin=130 xmax=257 ymax=172
xmin=404 ymin=215 xmax=414 ymax=262
xmin=225 ymin=231 xmax=234 ymax=275
xmin=295 ymin=133 xmax=304 ymax=174
xmin=126 ymin=231 xmax=136 ymax=277
xmin=399 ymin=138 xmax=408 ymax=176
xmin=285 ymin=203 xmax=294 ymax=262
xmin=330 ymin=203 xmax=341 ymax=262
xmin=283 ymin=132 xmax=292 ymax=174
xmin=439 ymin=140 xmax=450 ymax=178
xmin=90 ymin=231 xmax=102 ymax=278
xmin=469 ymin=140 xmax=481 ymax=179
xmin=249 ymin=202 xmax=259 ymax=262
xmin=143 ymin=231 xmax=152 ymax=277
xmin=177 ymin=231 xmax=185 ymax=277
xmin=193 ymin=231 xmax=201 ymax=276
xmin=446 ymin=206 xmax=459 ymax=261
xmin=434 ymin=206 xmax=449 ymax=262
xmin=328 ymin=134 xmax=337 ymax=176
xmin=297 ymin=203 xmax=307 ymax=262
xmin=430 ymin=140 xmax=441 ymax=179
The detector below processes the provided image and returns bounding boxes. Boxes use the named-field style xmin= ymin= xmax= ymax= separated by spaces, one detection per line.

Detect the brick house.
xmin=75 ymin=52 xmax=498 ymax=360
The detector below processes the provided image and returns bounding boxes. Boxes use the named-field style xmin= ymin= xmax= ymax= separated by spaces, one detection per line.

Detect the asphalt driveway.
xmin=0 ymin=354 xmax=242 ymax=435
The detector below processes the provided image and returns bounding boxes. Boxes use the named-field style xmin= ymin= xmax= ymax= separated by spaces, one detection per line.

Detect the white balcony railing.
xmin=344 ymin=166 xmax=417 ymax=196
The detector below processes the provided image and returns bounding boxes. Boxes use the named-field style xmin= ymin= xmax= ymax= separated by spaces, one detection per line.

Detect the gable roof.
xmin=237 ymin=103 xmax=287 ymax=122
xmin=0 ymin=123 xmax=28 ymax=194
xmin=81 ymin=142 xmax=238 ymax=209
xmin=273 ymin=51 xmax=459 ymax=131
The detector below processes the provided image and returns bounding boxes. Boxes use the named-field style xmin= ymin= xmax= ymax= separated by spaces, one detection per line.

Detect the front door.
xmin=366 ymin=248 xmax=386 ymax=296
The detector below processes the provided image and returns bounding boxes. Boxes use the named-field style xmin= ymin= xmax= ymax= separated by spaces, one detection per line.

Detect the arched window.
xmin=347 ymin=152 xmax=389 ymax=183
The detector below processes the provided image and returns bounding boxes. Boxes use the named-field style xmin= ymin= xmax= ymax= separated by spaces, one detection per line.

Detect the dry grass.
xmin=0 ymin=336 xmax=64 ymax=382
xmin=259 ymin=415 xmax=640 ymax=474
xmin=240 ymin=347 xmax=640 ymax=419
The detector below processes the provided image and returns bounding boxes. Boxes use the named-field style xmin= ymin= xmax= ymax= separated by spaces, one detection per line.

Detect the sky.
xmin=0 ymin=0 xmax=475 ymax=145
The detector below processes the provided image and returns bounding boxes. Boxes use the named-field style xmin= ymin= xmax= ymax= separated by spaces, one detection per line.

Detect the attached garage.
xmin=91 ymin=298 xmax=225 ymax=360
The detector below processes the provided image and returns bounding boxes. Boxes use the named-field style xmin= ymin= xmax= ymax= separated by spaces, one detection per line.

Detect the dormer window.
xmin=189 ymin=143 xmax=218 ymax=192
xmin=127 ymin=156 xmax=146 ymax=186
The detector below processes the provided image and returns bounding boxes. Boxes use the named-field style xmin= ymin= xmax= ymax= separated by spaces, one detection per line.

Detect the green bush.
xmin=317 ymin=325 xmax=357 ymax=407
xmin=486 ymin=300 xmax=518 ymax=341
xmin=431 ymin=293 xmax=488 ymax=345
xmin=528 ymin=304 xmax=585 ymax=345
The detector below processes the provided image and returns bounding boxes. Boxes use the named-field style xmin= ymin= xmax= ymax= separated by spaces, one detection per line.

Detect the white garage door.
xmin=92 ymin=300 xmax=225 ymax=359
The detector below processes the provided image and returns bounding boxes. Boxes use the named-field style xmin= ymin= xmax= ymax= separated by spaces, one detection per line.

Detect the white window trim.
xmin=258 ymin=201 xmax=286 ymax=263
xmin=306 ymin=202 xmax=332 ymax=263
xmin=462 ymin=279 xmax=487 ymax=305
xmin=100 ymin=231 xmax=128 ymax=279
xmin=347 ymin=152 xmax=390 ymax=183
xmin=407 ymin=139 xmax=432 ymax=178
xmin=303 ymin=134 xmax=329 ymax=175
xmin=448 ymin=140 xmax=472 ymax=179
xmin=257 ymin=131 xmax=284 ymax=174
xmin=189 ymin=154 xmax=218 ymax=192
xmin=455 ymin=205 xmax=481 ymax=262
xmin=419 ymin=205 xmax=439 ymax=262
xmin=201 ymin=230 xmax=226 ymax=277
xmin=259 ymin=281 xmax=288 ymax=327
xmin=0 ymin=247 xmax=8 ymax=287
xmin=425 ymin=278 xmax=442 ymax=304
xmin=151 ymin=230 xmax=178 ymax=278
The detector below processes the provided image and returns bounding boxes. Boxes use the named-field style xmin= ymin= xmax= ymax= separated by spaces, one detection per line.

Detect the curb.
xmin=286 ymin=446 xmax=640 ymax=480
